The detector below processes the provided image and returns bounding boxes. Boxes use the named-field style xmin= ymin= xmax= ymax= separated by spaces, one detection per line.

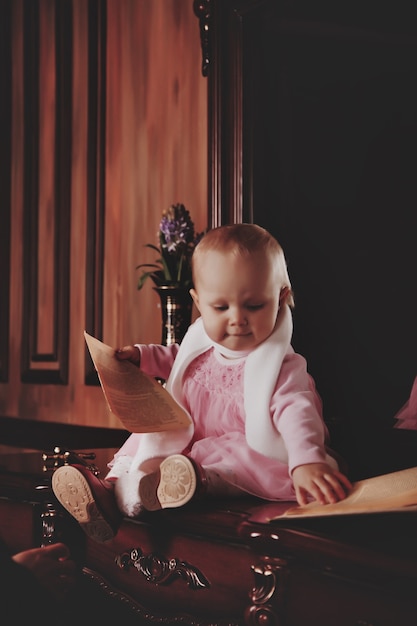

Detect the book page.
xmin=271 ymin=466 xmax=417 ymax=520
xmin=84 ymin=332 xmax=192 ymax=432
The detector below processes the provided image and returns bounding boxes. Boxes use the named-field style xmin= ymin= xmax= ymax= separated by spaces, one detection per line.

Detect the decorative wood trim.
xmin=84 ymin=0 xmax=106 ymax=385
xmin=193 ymin=0 xmax=212 ymax=77
xmin=207 ymin=1 xmax=248 ymax=228
xmin=82 ymin=565 xmax=239 ymax=626
xmin=21 ymin=0 xmax=72 ymax=384
xmin=0 ymin=0 xmax=12 ymax=382
xmin=245 ymin=557 xmax=288 ymax=626
xmin=116 ymin=546 xmax=210 ymax=590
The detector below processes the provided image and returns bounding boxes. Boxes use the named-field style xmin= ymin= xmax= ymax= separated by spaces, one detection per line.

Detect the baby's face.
xmin=190 ymin=249 xmax=282 ymax=352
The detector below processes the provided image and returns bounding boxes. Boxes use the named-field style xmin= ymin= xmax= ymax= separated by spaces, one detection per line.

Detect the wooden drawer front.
xmin=286 ymin=566 xmax=417 ymax=626
xmin=84 ymin=523 xmax=256 ymax=624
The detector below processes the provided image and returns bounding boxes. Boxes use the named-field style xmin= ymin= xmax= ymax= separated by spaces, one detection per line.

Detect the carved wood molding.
xmin=116 ymin=546 xmax=210 ymax=590
xmin=245 ymin=557 xmax=288 ymax=626
xmin=84 ymin=0 xmax=106 ymax=385
xmin=205 ymin=0 xmax=246 ymax=228
xmin=82 ymin=565 xmax=239 ymax=626
xmin=15 ymin=0 xmax=105 ymax=387
xmin=193 ymin=0 xmax=211 ymax=77
xmin=21 ymin=0 xmax=72 ymax=384
xmin=0 ymin=0 xmax=12 ymax=382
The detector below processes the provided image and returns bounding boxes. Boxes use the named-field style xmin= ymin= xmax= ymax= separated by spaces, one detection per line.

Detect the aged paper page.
xmin=84 ymin=332 xmax=192 ymax=432
xmin=272 ymin=466 xmax=417 ymax=519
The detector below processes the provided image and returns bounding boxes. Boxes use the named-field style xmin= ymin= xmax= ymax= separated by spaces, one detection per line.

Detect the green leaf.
xmin=135 ymin=262 xmax=161 ymax=271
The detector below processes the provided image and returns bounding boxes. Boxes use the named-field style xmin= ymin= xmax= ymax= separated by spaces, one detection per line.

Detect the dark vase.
xmin=154 ymin=286 xmax=193 ymax=346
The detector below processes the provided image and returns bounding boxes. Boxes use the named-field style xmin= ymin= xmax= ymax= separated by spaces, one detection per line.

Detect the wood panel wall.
xmin=0 ymin=0 xmax=207 ymax=429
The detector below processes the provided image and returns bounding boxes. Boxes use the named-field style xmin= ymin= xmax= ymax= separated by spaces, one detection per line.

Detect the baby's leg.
xmin=52 ymin=464 xmax=121 ymax=542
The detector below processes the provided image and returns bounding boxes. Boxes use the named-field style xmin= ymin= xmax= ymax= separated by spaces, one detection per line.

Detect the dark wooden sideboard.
xmin=1 ymin=417 xmax=417 ymax=625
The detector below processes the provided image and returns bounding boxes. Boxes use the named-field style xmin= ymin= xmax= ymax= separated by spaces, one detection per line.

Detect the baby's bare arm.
xmin=292 ymin=463 xmax=352 ymax=506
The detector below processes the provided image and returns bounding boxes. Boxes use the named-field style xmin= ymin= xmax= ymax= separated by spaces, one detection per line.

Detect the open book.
xmin=84 ymin=332 xmax=192 ymax=433
xmin=271 ymin=466 xmax=417 ymax=520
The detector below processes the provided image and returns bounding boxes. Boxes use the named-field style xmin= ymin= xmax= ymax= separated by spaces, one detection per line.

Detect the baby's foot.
xmin=139 ymin=454 xmax=203 ymax=511
xmin=52 ymin=464 xmax=121 ymax=542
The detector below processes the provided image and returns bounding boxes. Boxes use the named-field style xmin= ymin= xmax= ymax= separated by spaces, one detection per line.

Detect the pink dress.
xmin=179 ymin=348 xmax=296 ymax=499
xmin=108 ymin=342 xmax=334 ymax=503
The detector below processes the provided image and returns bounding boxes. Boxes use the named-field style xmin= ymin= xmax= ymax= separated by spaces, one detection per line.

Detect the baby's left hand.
xmin=292 ymin=462 xmax=352 ymax=506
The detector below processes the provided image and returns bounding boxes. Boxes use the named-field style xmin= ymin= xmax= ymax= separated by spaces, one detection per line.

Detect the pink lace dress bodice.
xmin=181 ymin=348 xmax=296 ymax=501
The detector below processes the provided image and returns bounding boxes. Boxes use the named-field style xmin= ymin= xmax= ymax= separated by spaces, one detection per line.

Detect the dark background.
xmin=240 ymin=2 xmax=417 ymax=430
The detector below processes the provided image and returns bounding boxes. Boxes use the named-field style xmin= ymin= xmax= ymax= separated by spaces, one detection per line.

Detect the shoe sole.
xmin=139 ymin=454 xmax=197 ymax=511
xmin=51 ymin=465 xmax=115 ymax=542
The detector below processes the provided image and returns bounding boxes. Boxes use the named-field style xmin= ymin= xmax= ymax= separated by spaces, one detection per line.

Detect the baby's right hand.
xmin=115 ymin=345 xmax=140 ymax=365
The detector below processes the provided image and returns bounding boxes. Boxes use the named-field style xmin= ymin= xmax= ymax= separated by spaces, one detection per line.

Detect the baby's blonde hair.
xmin=192 ymin=223 xmax=294 ymax=307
